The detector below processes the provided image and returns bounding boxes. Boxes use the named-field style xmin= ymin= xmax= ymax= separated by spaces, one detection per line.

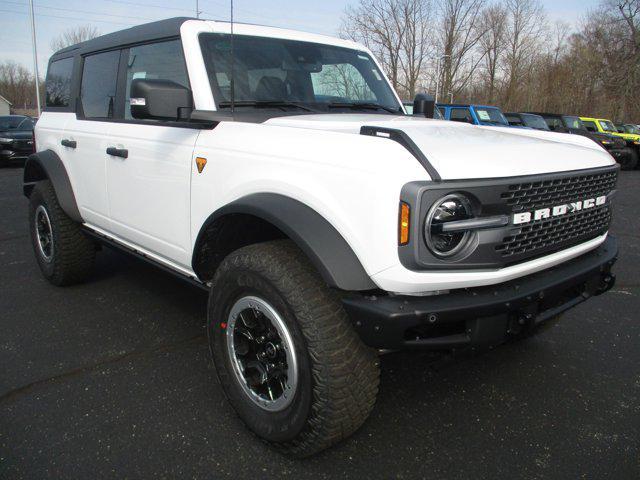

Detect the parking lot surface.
xmin=1 ymin=166 xmax=639 ymax=479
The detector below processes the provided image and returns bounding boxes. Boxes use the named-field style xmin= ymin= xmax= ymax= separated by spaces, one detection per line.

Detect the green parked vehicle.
xmin=581 ymin=117 xmax=640 ymax=169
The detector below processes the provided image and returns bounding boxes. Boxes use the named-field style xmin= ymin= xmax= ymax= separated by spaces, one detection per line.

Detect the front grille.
xmin=496 ymin=205 xmax=611 ymax=257
xmin=495 ymin=168 xmax=617 ymax=259
xmin=500 ymin=170 xmax=617 ymax=212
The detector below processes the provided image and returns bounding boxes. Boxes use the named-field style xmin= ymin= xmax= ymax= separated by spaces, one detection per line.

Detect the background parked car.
xmin=529 ymin=112 xmax=636 ymax=170
xmin=437 ymin=103 xmax=515 ymax=127
xmin=504 ymin=112 xmax=549 ymax=130
xmin=616 ymin=123 xmax=640 ymax=136
xmin=0 ymin=115 xmax=35 ymax=166
xmin=581 ymin=116 xmax=640 ymax=169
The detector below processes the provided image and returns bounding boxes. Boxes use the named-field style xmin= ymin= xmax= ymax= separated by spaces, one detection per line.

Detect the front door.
xmin=105 ymin=39 xmax=198 ymax=268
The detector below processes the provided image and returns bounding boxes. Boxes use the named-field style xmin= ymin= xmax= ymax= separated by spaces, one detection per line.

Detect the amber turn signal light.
xmin=399 ymin=202 xmax=410 ymax=245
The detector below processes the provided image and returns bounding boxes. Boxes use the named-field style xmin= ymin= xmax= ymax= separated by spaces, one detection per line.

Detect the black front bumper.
xmin=343 ymin=236 xmax=618 ymax=351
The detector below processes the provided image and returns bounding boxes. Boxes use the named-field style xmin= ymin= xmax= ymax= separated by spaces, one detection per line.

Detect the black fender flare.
xmin=23 ymin=150 xmax=83 ymax=223
xmin=193 ymin=193 xmax=376 ymax=291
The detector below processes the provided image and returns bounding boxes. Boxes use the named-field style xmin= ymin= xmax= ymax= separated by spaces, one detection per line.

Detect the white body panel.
xmin=106 ymin=123 xmax=199 ymax=267
xmin=35 ymin=19 xmax=617 ymax=294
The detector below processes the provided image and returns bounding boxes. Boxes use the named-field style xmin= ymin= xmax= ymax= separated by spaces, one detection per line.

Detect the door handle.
xmin=61 ymin=139 xmax=77 ymax=148
xmin=106 ymin=147 xmax=128 ymax=159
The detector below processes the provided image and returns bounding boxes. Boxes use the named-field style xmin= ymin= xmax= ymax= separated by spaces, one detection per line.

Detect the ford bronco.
xmin=25 ymin=18 xmax=618 ymax=456
xmin=437 ymin=103 xmax=515 ymax=127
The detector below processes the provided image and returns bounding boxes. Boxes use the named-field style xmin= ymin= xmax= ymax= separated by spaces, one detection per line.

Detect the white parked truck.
xmin=26 ymin=18 xmax=618 ymax=456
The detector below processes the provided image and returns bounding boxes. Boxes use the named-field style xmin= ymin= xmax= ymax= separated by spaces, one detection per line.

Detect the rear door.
xmin=105 ymin=39 xmax=199 ymax=268
xmin=63 ymin=49 xmax=121 ymax=229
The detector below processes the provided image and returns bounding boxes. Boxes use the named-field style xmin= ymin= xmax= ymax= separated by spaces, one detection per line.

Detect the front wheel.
xmin=208 ymin=240 xmax=379 ymax=457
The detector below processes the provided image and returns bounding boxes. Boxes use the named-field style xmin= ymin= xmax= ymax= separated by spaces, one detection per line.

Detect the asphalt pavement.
xmin=1 ymin=165 xmax=638 ymax=479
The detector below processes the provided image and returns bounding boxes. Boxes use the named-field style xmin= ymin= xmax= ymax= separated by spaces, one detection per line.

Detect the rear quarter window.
xmin=45 ymin=57 xmax=74 ymax=108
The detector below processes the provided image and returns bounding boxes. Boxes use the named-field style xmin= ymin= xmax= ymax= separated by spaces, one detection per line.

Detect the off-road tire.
xmin=621 ymin=148 xmax=638 ymax=170
xmin=208 ymin=240 xmax=380 ymax=457
xmin=28 ymin=180 xmax=96 ymax=285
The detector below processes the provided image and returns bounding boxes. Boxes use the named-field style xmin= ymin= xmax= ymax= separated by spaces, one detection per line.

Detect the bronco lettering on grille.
xmin=512 ymin=195 xmax=607 ymax=225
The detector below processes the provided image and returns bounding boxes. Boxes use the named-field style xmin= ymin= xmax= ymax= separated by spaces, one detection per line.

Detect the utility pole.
xmin=196 ymin=0 xmax=201 ymax=18
xmin=28 ymin=0 xmax=41 ymax=116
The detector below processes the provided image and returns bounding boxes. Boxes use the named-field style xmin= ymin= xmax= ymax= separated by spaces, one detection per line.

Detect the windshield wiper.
xmin=218 ymin=100 xmax=318 ymax=112
xmin=327 ymin=102 xmax=399 ymax=114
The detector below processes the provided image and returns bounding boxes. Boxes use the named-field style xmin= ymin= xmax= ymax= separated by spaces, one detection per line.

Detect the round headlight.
xmin=424 ymin=194 xmax=473 ymax=258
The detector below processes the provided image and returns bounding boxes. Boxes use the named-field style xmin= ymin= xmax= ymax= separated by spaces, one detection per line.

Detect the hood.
xmin=265 ymin=114 xmax=614 ymax=180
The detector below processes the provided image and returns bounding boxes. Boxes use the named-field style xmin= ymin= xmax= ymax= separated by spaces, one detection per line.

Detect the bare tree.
xmin=337 ymin=0 xmax=640 ymax=122
xmin=397 ymin=0 xmax=434 ymax=97
xmin=340 ymin=0 xmax=433 ymax=98
xmin=479 ymin=3 xmax=508 ymax=103
xmin=341 ymin=0 xmax=405 ymax=92
xmin=436 ymin=0 xmax=489 ymax=100
xmin=501 ymin=0 xmax=546 ymax=109
xmin=0 ymin=61 xmax=41 ymax=110
xmin=50 ymin=25 xmax=100 ymax=52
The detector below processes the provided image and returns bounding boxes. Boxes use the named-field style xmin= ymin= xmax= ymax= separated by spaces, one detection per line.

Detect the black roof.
xmin=525 ymin=112 xmax=580 ymax=118
xmin=505 ymin=112 xmax=544 ymax=117
xmin=51 ymin=17 xmax=194 ymax=60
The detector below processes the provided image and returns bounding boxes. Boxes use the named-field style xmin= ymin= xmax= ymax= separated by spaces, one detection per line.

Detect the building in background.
xmin=0 ymin=95 xmax=11 ymax=115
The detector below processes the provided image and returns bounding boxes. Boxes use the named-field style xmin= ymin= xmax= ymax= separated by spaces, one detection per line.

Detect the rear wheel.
xmin=208 ymin=240 xmax=379 ymax=457
xmin=28 ymin=180 xmax=96 ymax=285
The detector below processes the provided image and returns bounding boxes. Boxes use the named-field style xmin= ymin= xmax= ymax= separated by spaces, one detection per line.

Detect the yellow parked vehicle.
xmin=581 ymin=116 xmax=640 ymax=168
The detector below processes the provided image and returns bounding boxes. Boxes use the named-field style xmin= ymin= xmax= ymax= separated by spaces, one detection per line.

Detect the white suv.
xmin=26 ymin=17 xmax=618 ymax=456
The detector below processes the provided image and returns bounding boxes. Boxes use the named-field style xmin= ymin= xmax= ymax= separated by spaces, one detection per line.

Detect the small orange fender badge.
xmin=196 ymin=157 xmax=207 ymax=173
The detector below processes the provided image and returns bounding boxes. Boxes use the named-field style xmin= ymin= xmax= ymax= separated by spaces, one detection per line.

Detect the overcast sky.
xmin=1 ymin=0 xmax=602 ymax=76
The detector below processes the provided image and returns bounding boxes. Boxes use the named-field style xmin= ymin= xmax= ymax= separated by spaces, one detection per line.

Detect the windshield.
xmin=562 ymin=116 xmax=585 ymax=130
xmin=599 ymin=120 xmax=617 ymax=133
xmin=200 ymin=33 xmax=402 ymax=113
xmin=474 ymin=107 xmax=508 ymax=125
xmin=0 ymin=116 xmax=33 ymax=131
xmin=521 ymin=114 xmax=549 ymax=130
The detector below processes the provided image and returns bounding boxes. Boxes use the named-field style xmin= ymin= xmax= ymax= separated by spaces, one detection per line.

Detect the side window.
xmin=450 ymin=107 xmax=473 ymax=123
xmin=45 ymin=57 xmax=74 ymax=108
xmin=505 ymin=114 xmax=523 ymax=126
xmin=545 ymin=117 xmax=562 ymax=130
xmin=583 ymin=120 xmax=597 ymax=132
xmin=81 ymin=50 xmax=120 ymax=119
xmin=124 ymin=40 xmax=189 ymax=120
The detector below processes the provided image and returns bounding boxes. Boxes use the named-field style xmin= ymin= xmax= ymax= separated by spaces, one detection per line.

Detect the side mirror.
xmin=130 ymin=78 xmax=193 ymax=121
xmin=412 ymin=93 xmax=436 ymax=118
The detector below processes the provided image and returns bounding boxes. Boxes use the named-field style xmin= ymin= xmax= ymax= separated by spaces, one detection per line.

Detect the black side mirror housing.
xmin=412 ymin=93 xmax=436 ymax=118
xmin=130 ymin=78 xmax=193 ymax=121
